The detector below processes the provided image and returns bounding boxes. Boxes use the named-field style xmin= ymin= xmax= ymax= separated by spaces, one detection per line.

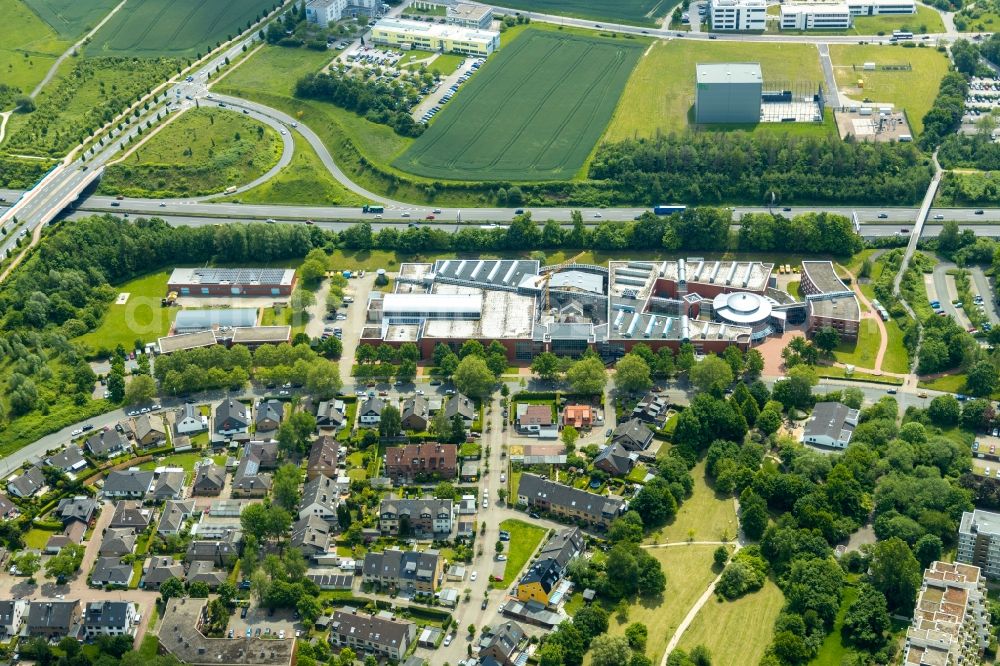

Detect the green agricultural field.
xmin=0 ymin=0 xmax=69 ymax=101
xmin=23 ymin=0 xmax=121 ymax=39
xmin=604 ymin=40 xmax=826 ymax=141
xmin=86 ymin=0 xmax=274 ymax=57
xmin=396 ymin=30 xmax=645 ymax=181
xmin=219 ymin=131 xmax=366 ymax=206
xmin=829 ymin=44 xmax=949 ymax=134
xmin=4 ymin=56 xmax=178 ymax=157
xmin=587 ymin=545 xmax=724 ymax=664
xmin=74 ymin=270 xmax=176 ymax=354
xmin=98 ymin=108 xmax=283 ymax=198
xmin=489 ymin=0 xmax=671 ymax=26
xmin=677 ymin=578 xmax=785 ymax=665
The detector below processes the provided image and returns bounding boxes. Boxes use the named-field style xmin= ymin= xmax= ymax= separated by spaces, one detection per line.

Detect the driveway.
xmin=305 ymin=277 xmax=331 ymax=339
xmin=337 ymin=273 xmax=377 ymax=381
xmin=969 ymin=267 xmax=999 ymax=324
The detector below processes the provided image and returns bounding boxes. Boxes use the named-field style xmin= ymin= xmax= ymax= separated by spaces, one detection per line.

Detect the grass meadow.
xmin=395 ymin=30 xmax=645 ymax=181
xmin=677 ymin=577 xmax=785 ymax=665
xmin=852 ymin=4 xmax=945 ymax=33
xmin=0 ymin=0 xmax=69 ymax=100
xmin=604 ymin=40 xmax=826 ymax=141
xmin=86 ymin=0 xmax=274 ymax=57
xmin=646 ymin=461 xmax=739 ymax=544
xmin=494 ymin=519 xmax=547 ymax=587
xmin=99 ymin=108 xmax=283 ymax=198
xmin=487 ymin=0 xmax=672 ymax=26
xmin=829 ymin=44 xmax=950 ymax=134
xmin=73 ymin=271 xmax=176 ymax=354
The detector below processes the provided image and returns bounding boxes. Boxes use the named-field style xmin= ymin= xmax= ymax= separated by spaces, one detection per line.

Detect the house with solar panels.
xmin=167 ymin=267 xmax=297 ymax=297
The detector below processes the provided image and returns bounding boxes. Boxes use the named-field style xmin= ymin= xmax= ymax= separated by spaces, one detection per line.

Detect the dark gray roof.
xmin=8 ymin=466 xmax=45 ymax=497
xmin=612 ymin=418 xmax=654 ymax=451
xmin=233 ymin=453 xmax=272 ymax=493
xmin=144 ymin=556 xmax=185 ymax=585
xmin=308 ymin=436 xmax=340 ymax=473
xmin=186 ymin=561 xmax=227 ymax=587
xmin=380 ymin=498 xmax=452 ymax=521
xmin=0 ymin=494 xmax=14 ymax=516
xmin=804 ymin=401 xmax=859 ymax=444
xmin=0 ymin=600 xmax=24 ymax=626
xmin=193 ymin=463 xmax=226 ymax=492
xmin=255 ymin=400 xmax=284 ymax=430
xmin=401 ymin=396 xmax=429 ymax=425
xmin=152 ymin=471 xmax=186 ymax=499
xmin=103 ymin=470 xmax=154 ymax=495
xmin=215 ymin=398 xmax=249 ymax=429
xmin=330 ymin=608 xmax=414 ymax=651
xmin=536 ymin=527 xmax=584 ymax=570
xmin=363 ymin=549 xmax=439 ymax=584
xmin=517 ymin=473 xmax=623 ymax=521
xmin=444 ymin=393 xmax=475 ymax=421
xmin=27 ymin=600 xmax=79 ymax=631
xmin=594 ymin=442 xmax=633 ymax=476
xmin=158 ymin=500 xmax=196 ymax=533
xmin=132 ymin=413 xmax=165 ymax=440
xmin=480 ymin=621 xmax=525 ymax=659
xmin=83 ymin=601 xmax=131 ymax=628
xmin=91 ymin=557 xmax=133 ymax=586
xmin=291 ymin=515 xmax=332 ymax=554
xmin=57 ymin=496 xmax=98 ymax=524
xmin=45 ymin=446 xmax=86 ymax=473
xmin=246 ymin=441 xmax=279 ymax=467
xmin=360 ymin=397 xmax=385 ymax=416
xmin=99 ymin=529 xmax=137 ymax=557
xmin=109 ymin=501 xmax=153 ymax=529
xmin=518 ymin=557 xmax=561 ymax=594
xmin=301 ymin=474 xmax=341 ymax=513
xmin=316 ymin=401 xmax=346 ymax=427
xmin=85 ymin=430 xmax=129 ymax=456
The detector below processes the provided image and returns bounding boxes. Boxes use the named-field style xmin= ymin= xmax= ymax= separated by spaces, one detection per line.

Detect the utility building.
xmin=695 ymin=63 xmax=763 ymax=124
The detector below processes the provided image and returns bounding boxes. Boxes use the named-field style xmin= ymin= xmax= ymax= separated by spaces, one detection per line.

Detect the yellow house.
xmin=370 ymin=18 xmax=499 ymax=57
xmin=515 ymin=558 xmax=561 ymax=605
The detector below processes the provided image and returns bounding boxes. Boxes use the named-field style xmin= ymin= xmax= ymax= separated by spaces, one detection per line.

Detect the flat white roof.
xmin=373 ymin=17 xmax=499 ymax=44
xmin=383 ymin=292 xmax=483 ymax=315
xmin=423 ymin=284 xmax=534 ymax=339
xmin=781 ymin=3 xmax=851 ymax=13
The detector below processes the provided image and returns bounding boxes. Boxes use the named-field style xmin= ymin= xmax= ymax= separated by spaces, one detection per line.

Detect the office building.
xmin=371 ymin=18 xmax=500 ymax=56
xmin=780 ymin=4 xmax=852 ymax=29
xmin=710 ymin=0 xmax=766 ymax=30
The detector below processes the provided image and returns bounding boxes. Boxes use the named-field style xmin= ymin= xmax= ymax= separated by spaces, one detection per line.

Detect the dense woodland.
xmin=295 ymin=71 xmax=425 ymax=138
xmin=589 ymin=133 xmax=932 ymax=205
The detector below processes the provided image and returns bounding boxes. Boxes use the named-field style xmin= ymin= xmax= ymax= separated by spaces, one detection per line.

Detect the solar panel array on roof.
xmin=432 ymin=259 xmax=538 ymax=290
xmin=172 ymin=268 xmax=293 ymax=286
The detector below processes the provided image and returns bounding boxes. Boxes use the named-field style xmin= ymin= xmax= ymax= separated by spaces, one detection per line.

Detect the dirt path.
xmin=31 ymin=0 xmax=129 ymax=98
xmin=0 ymin=111 xmax=10 ymax=144
xmin=844 ymin=268 xmax=890 ymax=373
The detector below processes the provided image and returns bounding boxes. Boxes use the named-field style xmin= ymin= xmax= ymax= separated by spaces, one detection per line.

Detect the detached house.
xmin=151 ymin=470 xmax=186 ymax=501
xmin=254 ymin=399 xmax=284 ymax=433
xmin=99 ymin=529 xmax=137 ymax=558
xmin=45 ymin=446 xmax=88 ymax=476
xmin=0 ymin=495 xmax=17 ymax=520
xmin=358 ymin=397 xmax=385 ymax=427
xmin=611 ymin=418 xmax=654 ymax=452
xmin=316 ymin=400 xmax=347 ymax=432
xmin=214 ymin=399 xmax=250 ymax=435
xmin=7 ymin=466 xmax=45 ymax=499
xmin=384 ymin=443 xmax=458 ymax=484
xmin=26 ymin=600 xmax=80 ymax=638
xmin=102 ymin=470 xmax=154 ymax=500
xmin=307 ymin=435 xmax=340 ymax=481
xmin=299 ymin=474 xmax=342 ymax=523
xmin=157 ymin=500 xmax=196 ymax=536
xmin=130 ymin=414 xmax=166 ymax=449
xmin=192 ymin=463 xmax=226 ymax=496
xmin=632 ymin=392 xmax=669 ymax=426
xmin=82 ymin=601 xmax=136 ymax=638
xmin=109 ymin=501 xmax=153 ymax=530
xmin=593 ymin=442 xmax=635 ymax=477
xmin=292 ymin=515 xmax=334 ymax=559
xmin=91 ymin=557 xmax=134 ymax=587
xmin=85 ymin=430 xmax=130 ymax=458
xmin=186 ymin=534 xmax=239 ymax=568
xmin=479 ymin=621 xmax=527 ymax=666
xmin=516 ymin=404 xmax=556 ymax=438
xmin=231 ymin=450 xmax=272 ymax=498
xmin=173 ymin=403 xmax=207 ymax=435
xmin=444 ymin=393 xmax=476 ymax=424
xmin=379 ymin=498 xmax=453 ymax=538
xmin=142 ymin=556 xmax=185 ymax=590
xmin=401 ymin=396 xmax=430 ymax=431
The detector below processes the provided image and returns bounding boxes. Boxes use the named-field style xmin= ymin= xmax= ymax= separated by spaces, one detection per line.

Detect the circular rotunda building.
xmin=711 ymin=291 xmax=776 ymax=341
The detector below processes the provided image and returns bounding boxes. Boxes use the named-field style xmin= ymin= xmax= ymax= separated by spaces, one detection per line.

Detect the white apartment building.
xmin=847 ymin=0 xmax=916 ymax=14
xmin=958 ymin=509 xmax=1000 ymax=580
xmin=710 ymin=0 xmax=767 ymax=30
xmin=306 ymin=0 xmax=348 ymax=25
xmin=903 ymin=561 xmax=991 ymax=666
xmin=780 ymin=3 xmax=852 ymax=29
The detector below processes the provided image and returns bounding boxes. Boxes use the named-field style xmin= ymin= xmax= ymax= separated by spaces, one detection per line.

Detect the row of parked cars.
xmin=420 ymin=58 xmax=485 ymax=123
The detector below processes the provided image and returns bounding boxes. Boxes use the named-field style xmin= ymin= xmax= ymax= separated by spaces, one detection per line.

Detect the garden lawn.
xmin=24 ymin=527 xmax=60 ymax=549
xmin=810 ymin=584 xmax=859 ymax=666
xmin=646 ymin=461 xmax=738 ymax=544
xmin=99 ymin=108 xmax=283 ymax=198
xmin=23 ymin=0 xmax=121 ymax=39
xmin=85 ymin=0 xmax=273 ymax=57
xmin=604 ymin=40 xmax=826 ymax=140
xmin=852 ymin=4 xmax=945 ymax=33
xmin=216 ymin=131 xmax=365 ymax=206
xmin=882 ymin=318 xmax=911 ymax=374
xmin=73 ymin=271 xmax=176 ymax=354
xmin=918 ymin=372 xmax=967 ymax=393
xmin=396 ymin=30 xmax=645 ymax=181
xmin=494 ymin=519 xmax=546 ymax=587
xmin=588 ymin=544 xmax=723 ymax=664
xmin=829 ymin=44 xmax=949 ymax=134
xmin=0 ymin=0 xmax=69 ymax=101
xmin=487 ymin=0 xmax=671 ymax=26
xmin=832 ymin=317 xmax=882 ymax=370
xmin=138 ymin=451 xmax=219 ymax=472
xmin=677 ymin=577 xmax=785 ymax=665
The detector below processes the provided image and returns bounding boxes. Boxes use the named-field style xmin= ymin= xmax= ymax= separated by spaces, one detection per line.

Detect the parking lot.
xmin=959 ymin=76 xmax=1000 ymax=135
xmin=226 ymin=603 xmax=300 ymax=640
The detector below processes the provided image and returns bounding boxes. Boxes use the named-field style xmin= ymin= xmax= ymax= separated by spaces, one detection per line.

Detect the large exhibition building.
xmin=359 ymin=257 xmax=851 ymax=362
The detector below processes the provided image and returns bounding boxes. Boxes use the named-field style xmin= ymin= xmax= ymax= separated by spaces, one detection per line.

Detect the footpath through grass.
xmin=829 ymin=44 xmax=949 ymax=134
xmin=604 ymin=40 xmax=826 ymax=141
xmin=99 ymin=108 xmax=283 ymax=198
xmin=395 ymin=30 xmax=645 ymax=181
xmin=0 ymin=0 xmax=69 ymax=101
xmin=677 ymin=577 xmax=785 ymax=665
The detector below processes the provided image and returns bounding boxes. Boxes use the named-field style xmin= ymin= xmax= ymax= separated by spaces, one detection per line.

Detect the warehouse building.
xmin=780 ymin=4 xmax=853 ymax=29
xmin=695 ymin=63 xmax=763 ymax=124
xmin=709 ymin=0 xmax=767 ymax=30
xmin=167 ymin=268 xmax=296 ymax=297
xmin=370 ymin=18 xmax=500 ymax=56
xmin=173 ymin=308 xmax=258 ymax=334
xmin=800 ymin=261 xmax=860 ymax=342
xmin=157 ymin=326 xmax=291 ymax=354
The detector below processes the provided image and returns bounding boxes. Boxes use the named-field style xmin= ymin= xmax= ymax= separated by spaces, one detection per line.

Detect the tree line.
xmin=295 ymin=71 xmax=425 ymax=138
xmin=919 ymin=72 xmax=969 ymax=150
xmin=588 ymin=132 xmax=932 ymax=205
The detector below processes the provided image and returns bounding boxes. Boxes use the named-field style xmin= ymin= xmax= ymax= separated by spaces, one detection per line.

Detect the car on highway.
xmin=401 ymin=212 xmax=410 ymax=217
xmin=425 ymin=215 xmax=435 ymax=220
xmin=877 ymin=212 xmax=888 ymax=219
xmin=433 ymin=208 xmax=442 ymax=213
xmin=933 ymin=214 xmax=944 ymax=220
xmin=976 ymin=210 xmax=985 ymax=214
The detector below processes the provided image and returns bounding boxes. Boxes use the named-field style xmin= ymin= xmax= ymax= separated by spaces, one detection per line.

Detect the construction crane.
xmin=542 ymin=251 xmax=585 ymax=312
